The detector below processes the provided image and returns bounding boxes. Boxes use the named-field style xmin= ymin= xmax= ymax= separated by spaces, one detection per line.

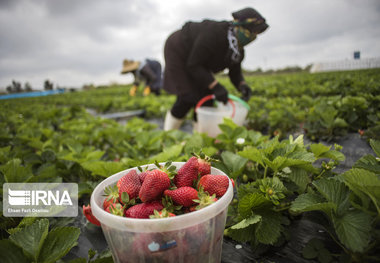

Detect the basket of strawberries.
xmin=85 ymin=154 xmax=234 ymax=263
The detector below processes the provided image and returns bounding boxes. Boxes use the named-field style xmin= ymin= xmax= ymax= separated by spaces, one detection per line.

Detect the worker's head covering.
xmin=121 ymin=59 xmax=140 ymax=74
xmin=232 ymin=7 xmax=268 ymax=46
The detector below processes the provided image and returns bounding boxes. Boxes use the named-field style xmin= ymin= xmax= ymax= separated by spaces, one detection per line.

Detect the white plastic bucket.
xmin=90 ymin=162 xmax=233 ymax=263
xmin=228 ymin=94 xmax=250 ymax=126
xmin=195 ymin=95 xmax=235 ymax=138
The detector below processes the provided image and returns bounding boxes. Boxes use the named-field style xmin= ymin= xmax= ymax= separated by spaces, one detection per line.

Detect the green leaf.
xmin=28 ymin=163 xmax=62 ymax=183
xmin=0 ymin=239 xmax=29 ymax=263
xmin=238 ymin=146 xmax=264 ymax=166
xmin=354 ymin=154 xmax=380 ymax=174
xmin=333 ymin=117 xmax=348 ymax=128
xmin=293 ymin=134 xmax=305 ymax=147
xmin=201 ymin=146 xmax=218 ymax=157
xmin=341 ymin=168 xmax=380 ymax=214
xmin=310 ymin=143 xmax=331 ymax=158
xmin=7 ymin=217 xmax=38 ymax=235
xmin=227 ymin=224 xmax=256 ymax=243
xmin=1 ymin=159 xmax=33 ymax=183
xmin=0 ymin=146 xmax=11 ymax=164
xmin=148 ymin=144 xmax=183 ymax=163
xmin=231 ymin=214 xmax=261 ymax=229
xmin=238 ymin=193 xmax=270 ymax=218
xmin=332 ymin=210 xmax=371 ymax=253
xmin=319 ymin=150 xmax=345 ymax=162
xmin=255 ymin=210 xmax=283 ymax=245
xmin=287 ymin=150 xmax=316 ymax=163
xmin=264 ymin=156 xmax=286 ymax=172
xmin=9 ymin=218 xmax=49 ymax=261
xmin=81 ymin=160 xmax=126 ymax=177
xmin=370 ymin=139 xmax=380 ymax=157
xmin=28 ymin=138 xmax=44 ymax=151
xmin=313 ymin=178 xmax=350 ymax=215
xmin=221 ymin=151 xmax=248 ymax=179
xmin=183 ymin=133 xmax=204 ymax=154
xmin=38 ymin=226 xmax=81 ymax=263
xmin=85 ymin=150 xmax=105 ymax=161
xmin=41 ymin=149 xmax=56 ymax=162
xmin=290 ymin=192 xmax=335 ymax=215
xmin=287 ymin=168 xmax=310 ymax=194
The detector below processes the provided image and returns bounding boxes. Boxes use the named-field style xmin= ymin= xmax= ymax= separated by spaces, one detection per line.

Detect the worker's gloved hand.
xmin=129 ymin=85 xmax=137 ymax=97
xmin=143 ymin=86 xmax=151 ymax=96
xmin=238 ymin=83 xmax=252 ymax=101
xmin=213 ymin=83 xmax=228 ymax=104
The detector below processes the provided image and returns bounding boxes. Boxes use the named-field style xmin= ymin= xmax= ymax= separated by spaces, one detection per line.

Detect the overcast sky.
xmin=1 ymin=0 xmax=380 ymax=90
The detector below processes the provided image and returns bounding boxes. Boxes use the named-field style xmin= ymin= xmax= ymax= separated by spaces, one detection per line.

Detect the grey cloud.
xmin=1 ymin=0 xmax=380 ymax=89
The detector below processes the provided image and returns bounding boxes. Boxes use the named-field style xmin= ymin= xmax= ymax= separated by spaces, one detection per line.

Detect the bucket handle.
xmin=228 ymin=94 xmax=251 ymax=110
xmin=195 ymin=95 xmax=235 ymax=118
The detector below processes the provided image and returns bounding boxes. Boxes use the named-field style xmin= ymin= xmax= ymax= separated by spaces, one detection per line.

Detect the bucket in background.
xmin=90 ymin=162 xmax=233 ymax=263
xmin=228 ymin=94 xmax=250 ymax=126
xmin=195 ymin=95 xmax=235 ymax=138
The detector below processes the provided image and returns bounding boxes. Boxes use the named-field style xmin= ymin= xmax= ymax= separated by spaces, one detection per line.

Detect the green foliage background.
xmin=0 ymin=69 xmax=379 ymax=262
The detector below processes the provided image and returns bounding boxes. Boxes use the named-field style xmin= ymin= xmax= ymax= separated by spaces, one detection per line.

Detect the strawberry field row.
xmin=8 ymin=68 xmax=379 ymax=142
xmin=1 ymin=98 xmax=379 ymax=261
xmin=0 ymin=69 xmax=379 ymax=262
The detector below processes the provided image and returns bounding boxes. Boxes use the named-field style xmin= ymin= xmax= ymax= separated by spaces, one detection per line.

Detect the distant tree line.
xmin=242 ymin=64 xmax=313 ymax=75
xmin=217 ymin=64 xmax=313 ymax=78
xmin=5 ymin=79 xmax=55 ymax=93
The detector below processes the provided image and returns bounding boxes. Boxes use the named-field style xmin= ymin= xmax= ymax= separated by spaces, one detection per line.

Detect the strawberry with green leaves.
xmin=193 ymin=151 xmax=214 ymax=176
xmin=103 ymin=185 xmax=119 ymax=209
xmin=198 ymin=174 xmax=229 ymax=197
xmin=139 ymin=162 xmax=175 ymax=203
xmin=125 ymin=200 xmax=164 ymax=218
xmin=117 ymin=169 xmax=141 ymax=204
xmin=174 ymin=156 xmax=199 ymax=187
xmin=164 ymin=186 xmax=199 ymax=207
xmin=105 ymin=203 xmax=125 ymax=216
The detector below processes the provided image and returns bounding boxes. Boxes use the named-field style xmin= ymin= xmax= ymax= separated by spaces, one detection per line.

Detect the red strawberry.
xmin=83 ymin=204 xmax=101 ymax=226
xmin=117 ymin=169 xmax=141 ymax=203
xmin=138 ymin=170 xmax=151 ymax=184
xmin=174 ymin=156 xmax=199 ymax=187
xmin=198 ymin=174 xmax=229 ymax=197
xmin=198 ymin=158 xmax=211 ymax=176
xmin=193 ymin=152 xmax=213 ymax=176
xmin=105 ymin=203 xmax=124 ymax=216
xmin=164 ymin=187 xmax=198 ymax=207
xmin=125 ymin=201 xmax=164 ymax=218
xmin=103 ymin=185 xmax=119 ymax=209
xmin=139 ymin=166 xmax=173 ymax=203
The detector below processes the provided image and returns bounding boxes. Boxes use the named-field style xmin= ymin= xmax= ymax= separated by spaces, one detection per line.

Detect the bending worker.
xmin=121 ymin=58 xmax=163 ymax=96
xmin=162 ymin=7 xmax=268 ymax=130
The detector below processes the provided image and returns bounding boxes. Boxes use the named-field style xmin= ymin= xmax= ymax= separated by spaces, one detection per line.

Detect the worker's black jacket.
xmin=163 ymin=20 xmax=244 ymax=96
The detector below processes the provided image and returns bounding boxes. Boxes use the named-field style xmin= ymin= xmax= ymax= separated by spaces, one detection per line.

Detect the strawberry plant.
xmin=289 ymin=139 xmax=380 ymax=262
xmin=304 ymin=100 xmax=348 ymax=142
xmin=1 ymin=68 xmax=380 ymax=261
xmin=0 ymin=218 xmax=80 ymax=263
xmin=216 ymin=119 xmax=349 ymax=256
